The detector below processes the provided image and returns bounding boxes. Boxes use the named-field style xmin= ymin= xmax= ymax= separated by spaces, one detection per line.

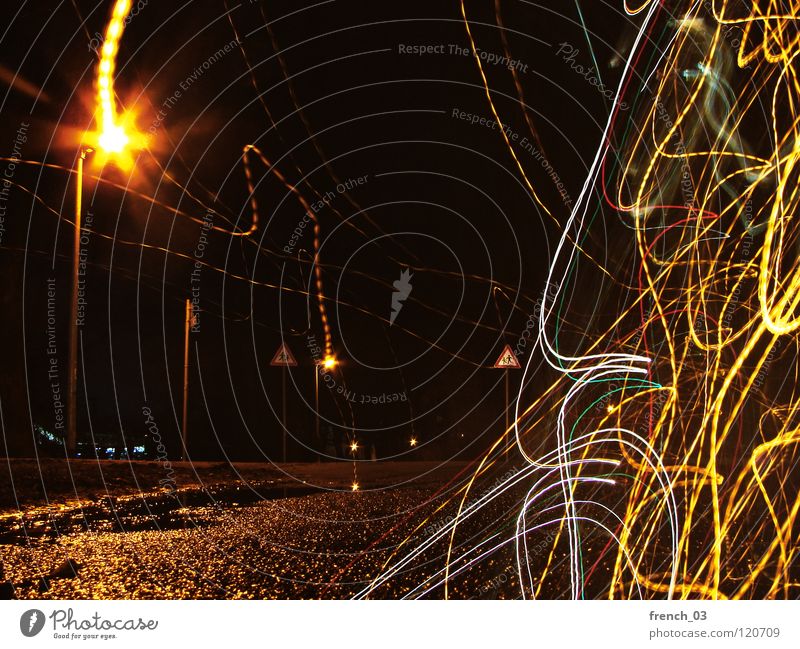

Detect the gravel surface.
xmin=0 ymin=460 xmax=555 ymax=599
xmin=0 ymin=485 xmax=533 ymax=599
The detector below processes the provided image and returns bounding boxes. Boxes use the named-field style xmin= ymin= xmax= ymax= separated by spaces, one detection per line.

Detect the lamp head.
xmin=85 ymin=110 xmax=143 ymax=171
xmin=98 ymin=123 xmax=129 ymax=154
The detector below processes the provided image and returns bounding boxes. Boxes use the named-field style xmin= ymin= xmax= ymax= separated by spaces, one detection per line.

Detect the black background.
xmin=0 ymin=1 xmax=642 ymax=461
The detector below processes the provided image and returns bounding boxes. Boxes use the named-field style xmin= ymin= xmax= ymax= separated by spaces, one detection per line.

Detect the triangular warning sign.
xmin=270 ymin=342 xmax=298 ymax=366
xmin=493 ymin=344 xmax=521 ymax=369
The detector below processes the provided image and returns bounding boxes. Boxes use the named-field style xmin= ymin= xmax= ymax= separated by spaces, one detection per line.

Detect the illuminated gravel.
xmin=1 ymin=486 xmax=537 ymax=599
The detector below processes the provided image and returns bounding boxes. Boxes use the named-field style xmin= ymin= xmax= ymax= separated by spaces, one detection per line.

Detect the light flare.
xmin=85 ymin=0 xmax=143 ymax=169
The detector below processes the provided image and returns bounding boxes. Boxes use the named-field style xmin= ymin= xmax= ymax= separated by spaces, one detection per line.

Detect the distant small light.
xmin=607 ymin=404 xmax=615 ymax=414
xmin=351 ymin=482 xmax=359 ymax=491
xmin=350 ymin=441 xmax=358 ymax=453
xmin=322 ymin=355 xmax=337 ymax=370
xmin=409 ymin=437 xmax=418 ymax=447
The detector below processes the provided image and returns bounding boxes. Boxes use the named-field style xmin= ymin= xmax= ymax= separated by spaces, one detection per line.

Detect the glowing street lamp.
xmin=67 ymin=124 xmax=141 ymax=456
xmin=98 ymin=124 xmax=128 ymax=155
xmin=314 ymin=355 xmax=337 ymax=462
xmin=66 ymin=0 xmax=143 ymax=456
xmin=87 ymin=0 xmax=143 ymax=169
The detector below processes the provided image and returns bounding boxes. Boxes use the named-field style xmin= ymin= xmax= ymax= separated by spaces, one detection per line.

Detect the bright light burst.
xmin=97 ymin=123 xmax=128 ymax=154
xmin=85 ymin=0 xmax=143 ymax=168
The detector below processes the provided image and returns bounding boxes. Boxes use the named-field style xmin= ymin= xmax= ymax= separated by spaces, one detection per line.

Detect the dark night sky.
xmin=0 ymin=1 xmax=642 ymax=460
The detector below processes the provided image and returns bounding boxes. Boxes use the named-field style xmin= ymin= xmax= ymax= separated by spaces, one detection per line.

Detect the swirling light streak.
xmin=359 ymin=0 xmax=800 ymax=602
xmin=242 ymin=144 xmax=333 ymax=358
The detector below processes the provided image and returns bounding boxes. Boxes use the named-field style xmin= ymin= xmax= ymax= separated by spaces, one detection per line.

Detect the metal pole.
xmin=315 ymin=365 xmax=320 ymax=463
xmin=504 ymin=369 xmax=510 ymax=461
xmin=181 ymin=298 xmax=190 ymax=459
xmin=281 ymin=366 xmax=287 ymax=463
xmin=67 ymin=150 xmax=86 ymax=457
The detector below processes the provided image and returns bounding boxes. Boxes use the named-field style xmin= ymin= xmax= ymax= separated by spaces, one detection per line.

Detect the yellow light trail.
xmin=86 ymin=0 xmax=142 ymax=169
xmin=356 ymin=0 xmax=800 ymax=601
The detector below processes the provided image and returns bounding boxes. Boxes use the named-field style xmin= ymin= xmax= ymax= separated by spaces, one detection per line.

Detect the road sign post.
xmin=271 ymin=343 xmax=298 ymax=463
xmin=493 ymin=344 xmax=521 ymax=460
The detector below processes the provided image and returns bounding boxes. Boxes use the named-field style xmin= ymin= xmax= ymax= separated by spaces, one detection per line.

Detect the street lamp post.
xmin=315 ymin=355 xmax=336 ymax=463
xmin=67 ymin=0 xmax=142 ymax=456
xmin=66 ymin=115 xmax=139 ymax=457
xmin=181 ymin=298 xmax=191 ymax=459
xmin=281 ymin=365 xmax=287 ymax=464
xmin=66 ymin=148 xmax=92 ymax=456
xmin=314 ymin=364 xmax=320 ymax=463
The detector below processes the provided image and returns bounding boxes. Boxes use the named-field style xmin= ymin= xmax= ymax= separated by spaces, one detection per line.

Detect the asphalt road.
xmin=0 ymin=460 xmax=539 ymax=599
